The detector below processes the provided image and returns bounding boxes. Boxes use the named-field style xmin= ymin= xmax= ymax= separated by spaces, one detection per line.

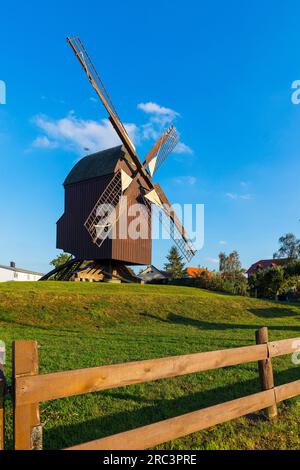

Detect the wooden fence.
xmin=3 ymin=327 xmax=300 ymax=450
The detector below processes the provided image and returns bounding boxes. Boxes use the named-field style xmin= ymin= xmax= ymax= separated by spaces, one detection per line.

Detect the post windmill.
xmin=42 ymin=37 xmax=196 ymax=282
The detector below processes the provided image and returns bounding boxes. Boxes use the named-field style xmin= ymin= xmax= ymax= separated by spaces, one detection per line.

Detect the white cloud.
xmin=31 ymin=101 xmax=193 ymax=157
xmin=137 ymin=102 xmax=179 ymax=119
xmin=124 ymin=123 xmax=140 ymax=145
xmin=140 ymin=122 xmax=160 ymax=141
xmin=226 ymin=192 xmax=238 ymax=200
xmin=219 ymin=240 xmax=227 ymax=245
xmin=173 ymin=176 xmax=197 ymax=186
xmin=32 ymin=113 xmax=138 ymax=154
xmin=226 ymin=192 xmax=253 ymax=201
xmin=174 ymin=142 xmax=193 ymax=155
xmin=137 ymin=101 xmax=192 ymax=154
xmin=138 ymin=101 xmax=178 ymax=131
xmin=32 ymin=136 xmax=58 ymax=149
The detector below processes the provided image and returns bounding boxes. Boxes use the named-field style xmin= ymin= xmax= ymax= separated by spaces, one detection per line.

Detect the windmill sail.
xmin=143 ymin=184 xmax=197 ymax=262
xmin=144 ymin=126 xmax=179 ymax=176
xmin=67 ymin=36 xmax=137 ymax=160
xmin=67 ymin=35 xmax=196 ymax=265
xmin=84 ymin=169 xmax=136 ymax=247
xmin=84 ymin=171 xmax=123 ymax=246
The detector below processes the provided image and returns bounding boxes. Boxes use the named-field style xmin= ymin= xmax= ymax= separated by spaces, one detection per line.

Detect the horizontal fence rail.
xmin=66 ymin=383 xmax=300 ymax=451
xmin=15 ymin=338 xmax=299 ymax=406
xmin=11 ymin=329 xmax=300 ymax=450
xmin=15 ymin=344 xmax=268 ymax=406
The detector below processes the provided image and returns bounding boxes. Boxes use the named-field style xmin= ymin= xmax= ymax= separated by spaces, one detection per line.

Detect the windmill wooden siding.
xmin=57 ymin=147 xmax=152 ymax=266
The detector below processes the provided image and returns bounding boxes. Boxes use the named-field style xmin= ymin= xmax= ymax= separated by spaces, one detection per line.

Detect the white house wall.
xmin=0 ymin=268 xmax=14 ymax=282
xmin=0 ymin=267 xmax=42 ymax=282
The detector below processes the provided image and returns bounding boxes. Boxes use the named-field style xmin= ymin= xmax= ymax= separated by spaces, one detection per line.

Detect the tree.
xmin=278 ymin=275 xmax=300 ymax=300
xmin=50 ymin=252 xmax=71 ymax=269
xmin=219 ymin=251 xmax=242 ymax=273
xmin=164 ymin=246 xmax=186 ymax=279
xmin=248 ymin=266 xmax=285 ymax=300
xmin=219 ymin=252 xmax=226 ymax=272
xmin=273 ymin=233 xmax=300 ymax=260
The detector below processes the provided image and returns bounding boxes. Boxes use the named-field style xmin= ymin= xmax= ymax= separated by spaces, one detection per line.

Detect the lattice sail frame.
xmin=142 ymin=196 xmax=197 ymax=263
xmin=67 ymin=36 xmax=135 ymax=155
xmin=153 ymin=126 xmax=179 ymax=175
xmin=146 ymin=126 xmax=179 ymax=176
xmin=84 ymin=171 xmax=124 ymax=247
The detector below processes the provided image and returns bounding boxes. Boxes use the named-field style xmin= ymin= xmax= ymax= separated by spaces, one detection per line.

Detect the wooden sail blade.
xmin=120 ymin=169 xmax=133 ymax=192
xmin=67 ymin=36 xmax=137 ymax=161
xmin=144 ymin=189 xmax=163 ymax=207
xmin=144 ymin=126 xmax=179 ymax=176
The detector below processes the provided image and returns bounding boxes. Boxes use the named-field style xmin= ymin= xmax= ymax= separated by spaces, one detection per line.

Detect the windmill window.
xmin=14 ymin=272 xmax=18 ymax=279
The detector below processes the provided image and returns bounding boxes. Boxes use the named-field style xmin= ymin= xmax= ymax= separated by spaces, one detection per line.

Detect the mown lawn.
xmin=1 ymin=281 xmax=300 ymax=450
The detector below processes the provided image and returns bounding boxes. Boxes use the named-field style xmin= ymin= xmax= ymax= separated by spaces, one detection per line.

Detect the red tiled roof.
xmin=247 ymin=259 xmax=290 ymax=276
xmin=186 ymin=267 xmax=212 ymax=278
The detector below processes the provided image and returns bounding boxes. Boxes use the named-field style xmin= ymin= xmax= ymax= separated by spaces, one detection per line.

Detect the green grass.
xmin=1 ymin=281 xmax=300 ymax=450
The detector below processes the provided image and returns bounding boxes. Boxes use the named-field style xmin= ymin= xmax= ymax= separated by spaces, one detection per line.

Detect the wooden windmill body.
xmin=43 ymin=37 xmax=196 ymax=282
xmin=57 ymin=145 xmax=152 ymax=266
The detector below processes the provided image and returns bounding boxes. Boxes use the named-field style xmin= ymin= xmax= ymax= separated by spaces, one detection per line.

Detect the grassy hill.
xmin=1 ymin=281 xmax=300 ymax=449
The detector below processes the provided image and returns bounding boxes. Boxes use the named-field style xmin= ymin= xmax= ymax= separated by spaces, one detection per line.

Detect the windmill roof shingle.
xmin=64 ymin=145 xmax=124 ymax=185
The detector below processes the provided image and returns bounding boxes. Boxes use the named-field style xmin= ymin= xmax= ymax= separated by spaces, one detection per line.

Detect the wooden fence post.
xmin=13 ymin=341 xmax=42 ymax=450
xmin=255 ymin=327 xmax=278 ymax=420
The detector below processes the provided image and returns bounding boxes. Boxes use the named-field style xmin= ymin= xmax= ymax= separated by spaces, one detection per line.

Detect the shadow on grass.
xmin=0 ymin=314 xmax=83 ymax=335
xmin=248 ymin=308 xmax=299 ymax=319
xmin=140 ymin=312 xmax=300 ymax=332
xmin=43 ymin=366 xmax=300 ymax=449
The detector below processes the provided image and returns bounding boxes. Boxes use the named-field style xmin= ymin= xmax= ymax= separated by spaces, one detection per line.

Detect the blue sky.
xmin=1 ymin=0 xmax=300 ymax=274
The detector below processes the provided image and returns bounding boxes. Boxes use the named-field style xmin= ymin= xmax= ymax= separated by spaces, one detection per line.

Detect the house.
xmin=138 ymin=265 xmax=172 ymax=283
xmin=139 ymin=265 xmax=213 ymax=283
xmin=0 ymin=262 xmax=44 ymax=282
xmin=247 ymin=259 xmax=290 ymax=277
xmin=186 ymin=267 xmax=212 ymax=278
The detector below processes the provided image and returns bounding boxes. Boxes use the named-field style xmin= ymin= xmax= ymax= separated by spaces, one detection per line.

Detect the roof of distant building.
xmin=186 ymin=267 xmax=212 ymax=278
xmin=139 ymin=265 xmax=172 ymax=280
xmin=0 ymin=264 xmax=44 ymax=276
xmin=247 ymin=258 xmax=291 ymax=276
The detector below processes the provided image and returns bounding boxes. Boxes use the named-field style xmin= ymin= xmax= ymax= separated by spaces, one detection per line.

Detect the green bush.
xmin=248 ymin=263 xmax=300 ymax=300
xmin=194 ymin=271 xmax=249 ymax=296
xmin=248 ymin=266 xmax=285 ymax=299
xmin=278 ymin=275 xmax=300 ymax=300
xmin=284 ymin=260 xmax=300 ymax=277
